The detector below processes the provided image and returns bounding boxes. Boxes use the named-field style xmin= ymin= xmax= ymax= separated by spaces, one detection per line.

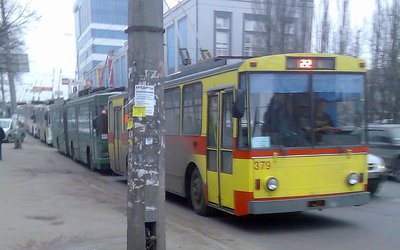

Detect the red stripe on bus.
xmin=234 ymin=191 xmax=254 ymax=216
xmin=165 ymin=135 xmax=207 ymax=155
xmin=165 ymin=135 xmax=367 ymax=158
xmin=108 ymin=133 xmax=114 ymax=144
xmin=233 ymin=146 xmax=368 ymax=159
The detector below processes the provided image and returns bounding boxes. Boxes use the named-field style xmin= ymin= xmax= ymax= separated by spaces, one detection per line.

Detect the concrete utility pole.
xmin=0 ymin=0 xmax=17 ymax=114
xmin=126 ymin=0 xmax=165 ymax=249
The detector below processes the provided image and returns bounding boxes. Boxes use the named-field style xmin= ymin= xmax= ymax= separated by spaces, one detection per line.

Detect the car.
xmin=0 ymin=117 xmax=25 ymax=143
xmin=367 ymin=154 xmax=387 ymax=194
xmin=0 ymin=118 xmax=15 ymax=142
xmin=368 ymin=124 xmax=400 ymax=181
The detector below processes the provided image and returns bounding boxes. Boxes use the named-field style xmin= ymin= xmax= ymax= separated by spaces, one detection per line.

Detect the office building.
xmin=73 ymin=0 xmax=128 ymax=82
xmin=164 ymin=0 xmax=314 ymax=75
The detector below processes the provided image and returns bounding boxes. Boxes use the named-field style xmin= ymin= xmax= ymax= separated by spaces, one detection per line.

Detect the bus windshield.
xmin=247 ymin=73 xmax=365 ymax=149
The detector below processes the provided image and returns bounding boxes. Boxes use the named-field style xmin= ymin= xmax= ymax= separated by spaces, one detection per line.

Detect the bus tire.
xmin=56 ymin=139 xmax=60 ymax=152
xmin=87 ymin=148 xmax=94 ymax=171
xmin=368 ymin=181 xmax=379 ymax=195
xmin=71 ymin=142 xmax=76 ymax=161
xmin=393 ymin=159 xmax=400 ymax=182
xmin=190 ymin=168 xmax=211 ymax=216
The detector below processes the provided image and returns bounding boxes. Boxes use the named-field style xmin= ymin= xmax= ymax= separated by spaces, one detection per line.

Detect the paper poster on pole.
xmin=134 ymin=85 xmax=155 ymax=116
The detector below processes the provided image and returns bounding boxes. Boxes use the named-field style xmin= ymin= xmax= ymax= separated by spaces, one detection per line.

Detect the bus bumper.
xmin=248 ymin=192 xmax=370 ymax=214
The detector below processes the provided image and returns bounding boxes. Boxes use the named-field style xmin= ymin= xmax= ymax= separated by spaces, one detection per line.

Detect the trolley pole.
xmin=126 ymin=0 xmax=165 ymax=249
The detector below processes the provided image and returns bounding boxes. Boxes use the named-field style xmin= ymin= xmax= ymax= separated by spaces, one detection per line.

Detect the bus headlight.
xmin=347 ymin=173 xmax=359 ymax=185
xmin=266 ymin=177 xmax=279 ymax=191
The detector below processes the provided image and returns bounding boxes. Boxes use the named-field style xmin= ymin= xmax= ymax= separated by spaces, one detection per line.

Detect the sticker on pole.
xmin=134 ymin=85 xmax=155 ymax=116
xmin=127 ymin=118 xmax=133 ymax=129
xmin=132 ymin=106 xmax=146 ymax=117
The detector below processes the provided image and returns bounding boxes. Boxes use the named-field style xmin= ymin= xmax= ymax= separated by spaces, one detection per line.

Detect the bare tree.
xmin=367 ymin=0 xmax=400 ymax=122
xmin=387 ymin=0 xmax=400 ymax=121
xmin=314 ymin=0 xmax=332 ymax=53
xmin=337 ymin=0 xmax=350 ymax=55
xmin=0 ymin=0 xmax=38 ymax=114
xmin=252 ymin=0 xmax=313 ymax=55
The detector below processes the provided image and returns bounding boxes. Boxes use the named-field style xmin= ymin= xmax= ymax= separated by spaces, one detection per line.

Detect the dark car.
xmin=368 ymin=124 xmax=400 ymax=181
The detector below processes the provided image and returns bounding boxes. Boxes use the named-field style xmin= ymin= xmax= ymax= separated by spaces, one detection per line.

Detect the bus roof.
xmin=66 ymin=92 xmax=123 ymax=106
xmin=164 ymin=53 xmax=366 ymax=87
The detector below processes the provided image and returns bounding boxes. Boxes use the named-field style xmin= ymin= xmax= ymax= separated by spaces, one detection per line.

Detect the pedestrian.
xmin=0 ymin=126 xmax=5 ymax=160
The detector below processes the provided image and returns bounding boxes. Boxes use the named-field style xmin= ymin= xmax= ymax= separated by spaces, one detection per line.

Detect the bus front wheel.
xmin=393 ymin=159 xmax=400 ymax=182
xmin=190 ymin=168 xmax=211 ymax=216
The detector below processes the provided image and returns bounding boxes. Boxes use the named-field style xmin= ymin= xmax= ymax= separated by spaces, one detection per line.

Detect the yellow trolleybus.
xmin=109 ymin=53 xmax=370 ymax=216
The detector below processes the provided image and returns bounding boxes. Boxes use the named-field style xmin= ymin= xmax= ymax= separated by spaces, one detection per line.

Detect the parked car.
xmin=0 ymin=118 xmax=15 ymax=142
xmin=368 ymin=124 xmax=400 ymax=181
xmin=0 ymin=117 xmax=25 ymax=143
xmin=367 ymin=154 xmax=387 ymax=194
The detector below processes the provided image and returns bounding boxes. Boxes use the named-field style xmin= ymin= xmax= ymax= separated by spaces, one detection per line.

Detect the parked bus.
xmin=50 ymin=99 xmax=69 ymax=155
xmin=64 ymin=91 xmax=120 ymax=171
xmin=36 ymin=105 xmax=53 ymax=145
xmin=16 ymin=104 xmax=34 ymax=134
xmin=109 ymin=53 xmax=369 ymax=216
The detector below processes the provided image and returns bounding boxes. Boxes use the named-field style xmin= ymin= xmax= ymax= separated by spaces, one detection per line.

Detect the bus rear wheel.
xmin=393 ymin=159 xmax=400 ymax=182
xmin=87 ymin=148 xmax=94 ymax=171
xmin=190 ymin=168 xmax=211 ymax=216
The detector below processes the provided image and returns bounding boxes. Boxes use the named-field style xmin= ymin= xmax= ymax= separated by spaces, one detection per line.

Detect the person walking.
xmin=0 ymin=127 xmax=5 ymax=160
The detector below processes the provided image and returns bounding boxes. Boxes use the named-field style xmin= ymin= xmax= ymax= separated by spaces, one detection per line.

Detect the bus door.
xmin=113 ymin=107 xmax=123 ymax=173
xmin=206 ymin=90 xmax=234 ymax=209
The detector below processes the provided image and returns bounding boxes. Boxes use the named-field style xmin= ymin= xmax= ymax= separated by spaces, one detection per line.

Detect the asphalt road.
xmin=1 ymin=135 xmax=399 ymax=250
xmin=167 ymin=181 xmax=400 ymax=250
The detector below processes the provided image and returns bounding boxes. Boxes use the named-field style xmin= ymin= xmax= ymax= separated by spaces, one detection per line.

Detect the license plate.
xmin=308 ymin=200 xmax=325 ymax=208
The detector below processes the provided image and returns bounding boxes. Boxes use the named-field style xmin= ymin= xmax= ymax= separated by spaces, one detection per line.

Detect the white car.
xmin=0 ymin=118 xmax=14 ymax=142
xmin=0 ymin=117 xmax=25 ymax=143
xmin=368 ymin=154 xmax=387 ymax=195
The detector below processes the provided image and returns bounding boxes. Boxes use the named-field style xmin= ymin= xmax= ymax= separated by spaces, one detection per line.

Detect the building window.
xmin=178 ymin=17 xmax=188 ymax=66
xmin=214 ymin=12 xmax=231 ymax=56
xmin=243 ymin=15 xmax=267 ymax=56
xmin=167 ymin=25 xmax=175 ymax=74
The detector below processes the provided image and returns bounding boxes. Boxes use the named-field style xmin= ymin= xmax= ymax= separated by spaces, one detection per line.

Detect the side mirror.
xmin=232 ymin=89 xmax=245 ymax=118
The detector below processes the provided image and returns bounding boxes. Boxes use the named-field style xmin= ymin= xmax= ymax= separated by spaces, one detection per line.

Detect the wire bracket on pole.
xmin=125 ymin=25 xmax=164 ymax=33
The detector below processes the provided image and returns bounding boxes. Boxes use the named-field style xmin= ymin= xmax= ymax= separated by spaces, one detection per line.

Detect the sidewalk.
xmin=0 ymin=137 xmax=255 ymax=250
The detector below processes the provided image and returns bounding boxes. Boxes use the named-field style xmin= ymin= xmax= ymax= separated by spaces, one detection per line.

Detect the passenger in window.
xmin=263 ymin=94 xmax=309 ymax=147
xmin=314 ymin=99 xmax=333 ymax=132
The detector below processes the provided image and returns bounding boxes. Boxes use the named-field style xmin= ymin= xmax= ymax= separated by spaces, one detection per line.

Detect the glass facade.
xmin=178 ymin=17 xmax=187 ymax=67
xmin=91 ymin=0 xmax=128 ymax=25
xmin=74 ymin=0 xmax=128 ymax=80
xmin=167 ymin=25 xmax=175 ymax=74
